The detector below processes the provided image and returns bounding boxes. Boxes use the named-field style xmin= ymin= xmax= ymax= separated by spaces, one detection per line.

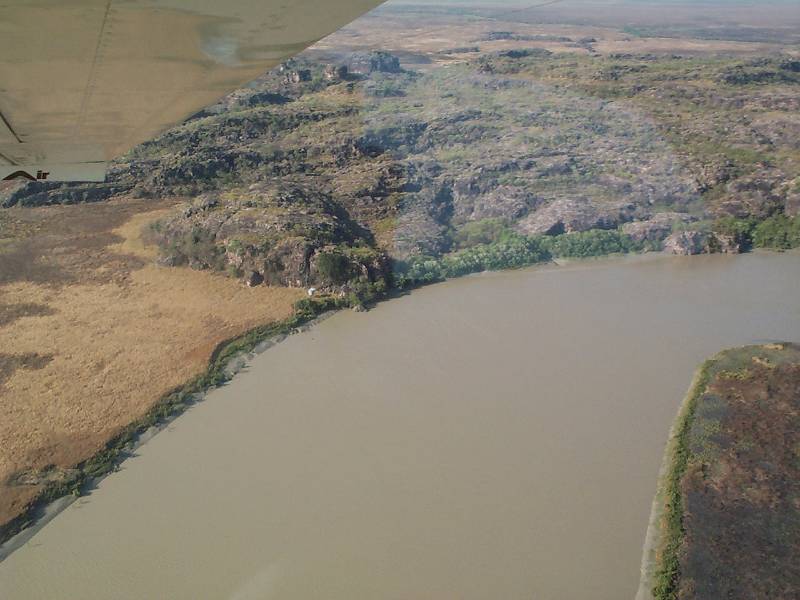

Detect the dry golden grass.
xmin=0 ymin=199 xmax=303 ymax=527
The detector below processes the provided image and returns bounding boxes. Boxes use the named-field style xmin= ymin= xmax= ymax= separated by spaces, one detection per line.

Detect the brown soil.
xmin=0 ymin=198 xmax=303 ymax=529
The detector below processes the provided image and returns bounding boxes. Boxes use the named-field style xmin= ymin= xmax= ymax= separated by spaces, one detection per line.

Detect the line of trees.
xmin=395 ymin=228 xmax=645 ymax=287
xmin=714 ymin=215 xmax=800 ymax=250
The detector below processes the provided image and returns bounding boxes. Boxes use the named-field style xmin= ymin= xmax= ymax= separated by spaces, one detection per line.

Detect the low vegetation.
xmin=396 ymin=228 xmax=644 ymax=287
xmin=0 ymin=203 xmax=303 ymax=540
xmin=715 ymin=214 xmax=800 ymax=250
xmin=651 ymin=362 xmax=713 ymax=600
xmin=650 ymin=344 xmax=800 ymax=600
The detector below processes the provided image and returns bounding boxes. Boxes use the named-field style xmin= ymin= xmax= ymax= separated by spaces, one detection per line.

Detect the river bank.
xmin=0 ymin=222 xmax=642 ymax=552
xmin=635 ymin=357 xmax=716 ymax=600
xmin=0 ymin=297 xmax=340 ymax=555
xmin=0 ymin=201 xmax=305 ymax=546
xmin=2 ymin=249 xmax=797 ymax=561
xmin=638 ymin=343 xmax=800 ymax=600
xmin=0 ymin=243 xmax=642 ymax=553
xmin=1 ymin=250 xmax=798 ymax=599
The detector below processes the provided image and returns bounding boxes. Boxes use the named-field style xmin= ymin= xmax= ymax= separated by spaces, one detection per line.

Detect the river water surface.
xmin=1 ymin=252 xmax=799 ymax=599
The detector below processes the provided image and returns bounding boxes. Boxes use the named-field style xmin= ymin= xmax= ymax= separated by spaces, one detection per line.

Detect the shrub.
xmin=713 ymin=216 xmax=756 ymax=249
xmin=543 ymin=229 xmax=642 ymax=258
xmin=316 ymin=251 xmax=351 ymax=284
xmin=167 ymin=227 xmax=225 ymax=270
xmin=452 ymin=218 xmax=514 ymax=249
xmin=752 ymin=215 xmax=800 ymax=249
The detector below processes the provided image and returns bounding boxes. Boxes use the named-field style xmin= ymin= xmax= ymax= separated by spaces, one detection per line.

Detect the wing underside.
xmin=0 ymin=0 xmax=385 ymax=182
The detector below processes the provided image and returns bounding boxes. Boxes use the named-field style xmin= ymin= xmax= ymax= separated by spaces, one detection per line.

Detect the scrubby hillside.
xmin=5 ymin=50 xmax=799 ymax=293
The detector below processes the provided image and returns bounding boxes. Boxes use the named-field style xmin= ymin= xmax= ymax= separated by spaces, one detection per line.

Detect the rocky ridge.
xmin=4 ymin=50 xmax=800 ymax=286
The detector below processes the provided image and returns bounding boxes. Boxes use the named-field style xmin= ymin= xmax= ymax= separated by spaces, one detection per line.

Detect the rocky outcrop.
xmin=498 ymin=48 xmax=552 ymax=60
xmin=515 ymin=198 xmax=640 ymax=236
xmin=454 ymin=185 xmax=543 ymax=223
xmin=150 ymin=184 xmax=390 ymax=289
xmin=713 ymin=168 xmax=788 ymax=219
xmin=663 ymin=231 xmax=709 ymax=255
xmin=5 ymin=49 xmax=796 ymax=270
xmin=694 ymin=158 xmax=736 ymax=193
xmin=663 ymin=230 xmax=741 ymax=255
xmin=324 ymin=64 xmax=349 ymax=81
xmin=284 ymin=69 xmax=312 ymax=85
xmin=1 ymin=180 xmax=133 ymax=208
xmin=346 ymin=51 xmax=402 ymax=75
xmin=622 ymin=212 xmax=697 ymax=243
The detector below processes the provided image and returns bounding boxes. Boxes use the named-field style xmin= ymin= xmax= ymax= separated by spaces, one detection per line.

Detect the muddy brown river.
xmin=1 ymin=252 xmax=799 ymax=599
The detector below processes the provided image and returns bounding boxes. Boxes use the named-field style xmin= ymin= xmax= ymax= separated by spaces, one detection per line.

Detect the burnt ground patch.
xmin=676 ymin=345 xmax=800 ymax=600
xmin=0 ymin=302 xmax=56 ymax=327
xmin=0 ymin=353 xmax=54 ymax=388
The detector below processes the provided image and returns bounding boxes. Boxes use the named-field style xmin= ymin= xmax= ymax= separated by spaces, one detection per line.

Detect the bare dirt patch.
xmin=0 ymin=199 xmax=303 ymax=529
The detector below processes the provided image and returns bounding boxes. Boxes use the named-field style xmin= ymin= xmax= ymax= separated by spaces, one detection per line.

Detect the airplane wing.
xmin=0 ymin=0 xmax=386 ymax=182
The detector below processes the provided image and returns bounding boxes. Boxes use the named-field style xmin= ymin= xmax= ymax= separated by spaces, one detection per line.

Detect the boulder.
xmin=663 ymin=230 xmax=710 ymax=255
xmin=244 ymin=271 xmax=264 ymax=287
xmin=622 ymin=212 xmax=697 ymax=243
xmin=663 ymin=230 xmax=741 ymax=255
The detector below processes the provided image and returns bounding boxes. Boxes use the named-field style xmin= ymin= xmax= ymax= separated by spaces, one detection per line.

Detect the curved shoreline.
xmin=636 ymin=343 xmax=799 ymax=599
xmin=1 ymin=251 xmax=790 ymax=566
xmin=0 ymin=251 xmax=639 ymax=560
xmin=635 ymin=358 xmax=715 ymax=600
xmin=0 ymin=299 xmax=342 ymax=559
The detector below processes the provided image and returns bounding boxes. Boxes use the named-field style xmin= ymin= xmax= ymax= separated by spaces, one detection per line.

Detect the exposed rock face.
xmin=244 ymin=271 xmax=264 ymax=287
xmin=150 ymin=184 xmax=390 ymax=289
xmin=712 ymin=234 xmax=741 ymax=254
xmin=454 ymin=185 xmax=543 ymax=223
xmin=663 ymin=231 xmax=710 ymax=255
xmin=391 ymin=180 xmax=454 ymax=259
xmin=6 ymin=50 xmax=796 ymax=271
xmin=663 ymin=230 xmax=741 ymax=255
xmin=284 ymin=69 xmax=312 ymax=84
xmin=515 ymin=198 xmax=640 ymax=236
xmin=694 ymin=158 xmax=736 ymax=193
xmin=346 ymin=51 xmax=402 ymax=75
xmin=324 ymin=64 xmax=349 ymax=81
xmin=713 ymin=168 xmax=788 ymax=219
xmin=785 ymin=192 xmax=800 ymax=217
xmin=622 ymin=212 xmax=697 ymax=243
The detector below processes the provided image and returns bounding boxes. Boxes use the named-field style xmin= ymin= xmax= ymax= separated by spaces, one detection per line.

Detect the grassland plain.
xmin=0 ymin=200 xmax=304 ymax=541
xmin=640 ymin=343 xmax=800 ymax=600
